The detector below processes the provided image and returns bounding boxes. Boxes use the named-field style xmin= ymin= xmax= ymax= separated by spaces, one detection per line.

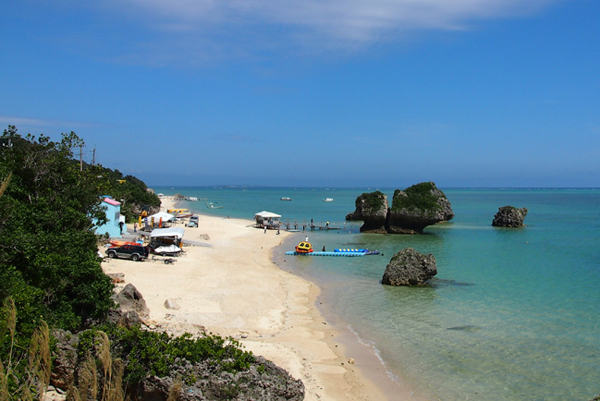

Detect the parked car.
xmin=187 ymin=215 xmax=199 ymax=228
xmin=106 ymin=244 xmax=149 ymax=261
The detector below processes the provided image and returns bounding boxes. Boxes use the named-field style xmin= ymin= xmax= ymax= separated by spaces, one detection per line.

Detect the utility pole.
xmin=92 ymin=147 xmax=96 ymax=166
xmin=79 ymin=145 xmax=83 ymax=171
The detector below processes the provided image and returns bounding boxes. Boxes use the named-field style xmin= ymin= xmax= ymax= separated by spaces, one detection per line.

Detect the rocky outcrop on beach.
xmin=51 ymin=284 xmax=305 ymax=401
xmin=130 ymin=355 xmax=305 ymax=401
xmin=492 ymin=206 xmax=528 ymax=227
xmin=346 ymin=182 xmax=454 ymax=234
xmin=382 ymin=248 xmax=437 ymax=286
xmin=112 ymin=283 xmax=150 ymax=318
xmin=345 ymin=191 xmax=388 ymax=233
xmin=51 ymin=327 xmax=305 ymax=401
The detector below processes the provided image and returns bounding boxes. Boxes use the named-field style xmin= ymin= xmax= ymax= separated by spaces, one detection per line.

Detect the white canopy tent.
xmin=150 ymin=227 xmax=185 ymax=239
xmin=255 ymin=211 xmax=281 ymax=228
xmin=148 ymin=212 xmax=175 ymax=222
xmin=255 ymin=211 xmax=281 ymax=218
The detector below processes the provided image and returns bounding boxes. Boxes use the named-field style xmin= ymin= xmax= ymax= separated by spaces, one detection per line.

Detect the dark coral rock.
xmin=388 ymin=182 xmax=454 ymax=234
xmin=112 ymin=283 xmax=150 ymax=318
xmin=345 ymin=190 xmax=389 ymax=233
xmin=382 ymin=248 xmax=437 ymax=286
xmin=50 ymin=329 xmax=79 ymax=391
xmin=347 ymin=182 xmax=454 ymax=234
xmin=127 ymin=356 xmax=304 ymax=401
xmin=492 ymin=206 xmax=528 ymax=227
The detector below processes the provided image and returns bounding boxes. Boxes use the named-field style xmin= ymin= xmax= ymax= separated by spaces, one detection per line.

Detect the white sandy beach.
xmin=101 ymin=198 xmax=421 ymax=401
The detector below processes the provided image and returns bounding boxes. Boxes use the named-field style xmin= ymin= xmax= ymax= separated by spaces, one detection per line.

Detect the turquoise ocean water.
xmin=155 ymin=186 xmax=600 ymax=400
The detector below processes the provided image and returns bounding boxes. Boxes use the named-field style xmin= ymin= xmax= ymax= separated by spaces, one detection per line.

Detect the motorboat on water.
xmin=280 ymin=197 xmax=292 ymax=201
xmin=323 ymin=198 xmax=334 ymax=202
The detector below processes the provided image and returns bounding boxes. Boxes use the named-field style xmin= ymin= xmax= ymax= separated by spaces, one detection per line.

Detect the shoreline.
xmin=103 ymin=197 xmax=418 ymax=400
xmin=273 ymin=235 xmax=425 ymax=400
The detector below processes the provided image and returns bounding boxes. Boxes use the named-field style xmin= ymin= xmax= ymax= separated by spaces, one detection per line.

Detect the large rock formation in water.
xmin=345 ymin=190 xmax=388 ymax=233
xmin=388 ymin=182 xmax=455 ymax=234
xmin=382 ymin=247 xmax=437 ymax=286
xmin=492 ymin=206 xmax=528 ymax=227
xmin=346 ymin=182 xmax=454 ymax=234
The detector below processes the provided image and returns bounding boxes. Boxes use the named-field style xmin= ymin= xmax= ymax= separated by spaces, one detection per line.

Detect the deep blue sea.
xmin=154 ymin=186 xmax=600 ymax=401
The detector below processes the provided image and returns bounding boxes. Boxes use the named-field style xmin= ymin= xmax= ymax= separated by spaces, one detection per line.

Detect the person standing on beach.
xmin=264 ymin=224 xmax=267 ymax=234
xmin=133 ymin=222 xmax=137 ymax=232
xmin=305 ymin=236 xmax=308 ymax=242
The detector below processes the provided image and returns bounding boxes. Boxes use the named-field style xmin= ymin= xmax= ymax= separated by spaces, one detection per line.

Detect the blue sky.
xmin=1 ymin=0 xmax=598 ymax=187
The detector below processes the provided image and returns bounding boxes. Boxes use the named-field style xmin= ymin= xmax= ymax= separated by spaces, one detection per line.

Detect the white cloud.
xmin=84 ymin=0 xmax=566 ymax=64
xmin=125 ymin=0 xmax=562 ymax=43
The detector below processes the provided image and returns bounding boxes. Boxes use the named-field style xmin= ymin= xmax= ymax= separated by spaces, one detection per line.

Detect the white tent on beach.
xmin=150 ymin=227 xmax=185 ymax=239
xmin=255 ymin=211 xmax=281 ymax=228
xmin=148 ymin=212 xmax=175 ymax=222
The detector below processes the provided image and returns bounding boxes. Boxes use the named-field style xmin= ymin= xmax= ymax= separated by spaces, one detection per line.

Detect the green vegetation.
xmin=0 ymin=126 xmax=255 ymax=400
xmin=0 ymin=298 xmax=53 ymax=400
xmin=0 ymin=126 xmax=115 ymax=334
xmin=79 ymin=325 xmax=256 ymax=385
xmin=357 ymin=191 xmax=386 ymax=212
xmin=95 ymin=166 xmax=160 ymax=222
xmin=391 ymin=182 xmax=443 ymax=212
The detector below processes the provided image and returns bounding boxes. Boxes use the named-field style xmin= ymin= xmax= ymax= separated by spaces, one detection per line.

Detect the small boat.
xmin=280 ymin=197 xmax=292 ymax=201
xmin=323 ymin=198 xmax=334 ymax=202
xmin=176 ymin=213 xmax=194 ymax=218
xmin=295 ymin=241 xmax=314 ymax=254
xmin=187 ymin=197 xmax=199 ymax=201
xmin=207 ymin=204 xmax=223 ymax=209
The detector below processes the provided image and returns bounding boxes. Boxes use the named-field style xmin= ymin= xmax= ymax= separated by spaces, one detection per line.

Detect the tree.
xmin=0 ymin=126 xmax=114 ymax=333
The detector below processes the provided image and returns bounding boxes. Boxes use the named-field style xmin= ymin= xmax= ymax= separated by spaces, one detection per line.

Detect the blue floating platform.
xmin=285 ymin=251 xmax=366 ymax=257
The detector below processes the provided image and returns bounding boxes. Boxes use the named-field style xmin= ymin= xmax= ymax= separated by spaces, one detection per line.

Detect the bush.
xmin=79 ymin=325 xmax=256 ymax=384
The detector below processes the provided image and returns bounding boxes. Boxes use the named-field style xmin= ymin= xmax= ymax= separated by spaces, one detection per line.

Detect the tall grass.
xmin=0 ymin=298 xmax=51 ymax=401
xmin=1 ymin=298 xmax=183 ymax=401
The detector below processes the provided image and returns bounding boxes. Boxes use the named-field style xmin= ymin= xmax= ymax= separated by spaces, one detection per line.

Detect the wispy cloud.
xmin=0 ymin=116 xmax=104 ymax=131
xmin=122 ymin=0 xmax=563 ymax=48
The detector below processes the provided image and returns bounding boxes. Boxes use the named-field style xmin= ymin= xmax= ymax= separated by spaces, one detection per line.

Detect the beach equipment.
xmin=334 ymin=248 xmax=380 ymax=255
xmin=153 ymin=244 xmax=182 ymax=256
xmin=295 ymin=241 xmax=313 ymax=254
xmin=285 ymin=250 xmax=366 ymax=257
xmin=148 ymin=212 xmax=175 ymax=222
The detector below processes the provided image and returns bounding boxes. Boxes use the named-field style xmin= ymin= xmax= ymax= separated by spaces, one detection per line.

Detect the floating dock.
xmin=285 ymin=251 xmax=366 ymax=257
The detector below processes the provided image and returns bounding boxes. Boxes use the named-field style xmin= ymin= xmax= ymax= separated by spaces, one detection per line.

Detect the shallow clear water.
xmin=156 ymin=186 xmax=600 ymax=400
